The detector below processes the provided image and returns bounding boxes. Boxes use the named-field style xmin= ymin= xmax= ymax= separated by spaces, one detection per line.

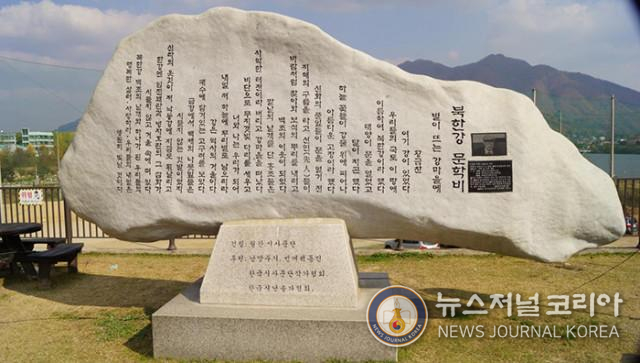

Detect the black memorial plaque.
xmin=468 ymin=160 xmax=513 ymax=193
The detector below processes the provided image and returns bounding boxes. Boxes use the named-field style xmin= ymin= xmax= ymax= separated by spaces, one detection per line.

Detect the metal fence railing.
xmin=616 ymin=178 xmax=639 ymax=220
xmin=616 ymin=179 xmax=639 ymax=245
xmin=0 ymin=186 xmax=71 ymax=239
xmin=0 ymin=186 xmax=212 ymax=241
xmin=0 ymin=181 xmax=637 ymax=242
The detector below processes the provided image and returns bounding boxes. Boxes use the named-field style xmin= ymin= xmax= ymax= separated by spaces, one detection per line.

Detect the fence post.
xmin=63 ymin=198 xmax=73 ymax=244
xmin=531 ymin=88 xmax=537 ymax=105
xmin=610 ymin=95 xmax=615 ymax=178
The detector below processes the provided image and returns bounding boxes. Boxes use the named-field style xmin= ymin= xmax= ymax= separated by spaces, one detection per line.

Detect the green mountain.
xmin=398 ymin=54 xmax=640 ymax=139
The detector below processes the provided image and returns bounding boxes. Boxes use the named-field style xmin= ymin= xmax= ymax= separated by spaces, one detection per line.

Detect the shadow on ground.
xmin=2 ymin=268 xmax=191 ymax=309
xmin=125 ymin=323 xmax=153 ymax=358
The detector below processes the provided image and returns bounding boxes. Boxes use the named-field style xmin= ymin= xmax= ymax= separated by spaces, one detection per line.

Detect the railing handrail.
xmin=0 ymin=184 xmax=215 ymax=240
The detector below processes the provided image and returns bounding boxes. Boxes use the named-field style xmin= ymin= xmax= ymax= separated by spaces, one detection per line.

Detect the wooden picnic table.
xmin=0 ymin=223 xmax=43 ymax=275
xmin=0 ymin=223 xmax=83 ymax=287
xmin=0 ymin=223 xmax=42 ymax=240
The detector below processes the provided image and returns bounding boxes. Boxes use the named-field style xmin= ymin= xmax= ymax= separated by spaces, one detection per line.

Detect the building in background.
xmin=0 ymin=131 xmax=17 ymax=151
xmin=21 ymin=128 xmax=54 ymax=148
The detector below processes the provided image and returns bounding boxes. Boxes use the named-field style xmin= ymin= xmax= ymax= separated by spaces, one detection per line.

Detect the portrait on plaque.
xmin=471 ymin=133 xmax=507 ymax=156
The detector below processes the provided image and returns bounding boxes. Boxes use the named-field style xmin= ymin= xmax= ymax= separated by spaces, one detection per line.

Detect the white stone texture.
xmin=60 ymin=7 xmax=625 ymax=262
xmin=200 ymin=218 xmax=359 ymax=307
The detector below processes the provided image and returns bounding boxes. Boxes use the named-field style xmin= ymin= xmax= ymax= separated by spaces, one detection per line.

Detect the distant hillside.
xmin=56 ymin=119 xmax=79 ymax=132
xmin=54 ymin=55 xmax=640 ymax=139
xmin=399 ymin=54 xmax=640 ymax=138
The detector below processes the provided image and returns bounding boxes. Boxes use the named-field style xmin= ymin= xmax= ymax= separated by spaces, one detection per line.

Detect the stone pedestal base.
xmin=153 ymin=275 xmax=396 ymax=362
xmin=200 ymin=219 xmax=360 ymax=308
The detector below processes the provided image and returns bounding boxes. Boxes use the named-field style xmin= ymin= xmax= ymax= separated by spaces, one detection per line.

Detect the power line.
xmin=563 ymin=250 xmax=638 ymax=295
xmin=0 ymin=57 xmax=86 ymax=114
xmin=0 ymin=54 xmax=103 ymax=73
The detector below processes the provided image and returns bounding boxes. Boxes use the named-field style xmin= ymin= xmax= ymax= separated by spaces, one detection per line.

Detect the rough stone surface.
xmin=200 ymin=218 xmax=359 ymax=307
xmin=60 ymin=7 xmax=625 ymax=262
xmin=153 ymin=278 xmax=396 ymax=362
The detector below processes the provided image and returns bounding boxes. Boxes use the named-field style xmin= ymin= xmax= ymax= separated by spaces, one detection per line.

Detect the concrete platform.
xmin=153 ymin=273 xmax=396 ymax=362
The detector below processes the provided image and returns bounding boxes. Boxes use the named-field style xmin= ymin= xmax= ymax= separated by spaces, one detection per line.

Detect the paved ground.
xmin=61 ymin=235 xmax=640 ymax=256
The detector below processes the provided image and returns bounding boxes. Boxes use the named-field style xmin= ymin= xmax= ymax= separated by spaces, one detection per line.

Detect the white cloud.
xmin=161 ymin=0 xmax=249 ymax=11
xmin=0 ymin=0 xmax=155 ymax=68
xmin=486 ymin=0 xmax=640 ymax=89
xmin=490 ymin=0 xmax=594 ymax=35
xmin=488 ymin=0 xmax=598 ymax=57
xmin=260 ymin=0 xmax=432 ymax=13
xmin=487 ymin=0 xmax=636 ymax=56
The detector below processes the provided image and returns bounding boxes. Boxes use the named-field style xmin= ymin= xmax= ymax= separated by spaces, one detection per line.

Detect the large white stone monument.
xmin=59 ymin=6 xmax=626 ymax=361
xmin=60 ymin=7 xmax=624 ymax=263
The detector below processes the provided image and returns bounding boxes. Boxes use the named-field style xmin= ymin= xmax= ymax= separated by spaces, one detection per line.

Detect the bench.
xmin=15 ymin=243 xmax=84 ymax=287
xmin=20 ymin=238 xmax=66 ymax=251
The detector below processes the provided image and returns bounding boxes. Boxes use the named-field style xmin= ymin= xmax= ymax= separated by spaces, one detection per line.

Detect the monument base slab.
xmin=153 ymin=275 xmax=396 ymax=362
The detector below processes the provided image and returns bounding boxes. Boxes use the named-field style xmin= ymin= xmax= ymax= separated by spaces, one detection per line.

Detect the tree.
xmin=0 ymin=149 xmax=16 ymax=182
xmin=37 ymin=145 xmax=57 ymax=177
xmin=24 ymin=144 xmax=36 ymax=165
xmin=53 ymin=131 xmax=75 ymax=162
xmin=13 ymin=147 xmax=34 ymax=168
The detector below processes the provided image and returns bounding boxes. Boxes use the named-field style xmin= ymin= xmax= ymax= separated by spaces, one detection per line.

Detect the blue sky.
xmin=0 ymin=0 xmax=638 ymax=131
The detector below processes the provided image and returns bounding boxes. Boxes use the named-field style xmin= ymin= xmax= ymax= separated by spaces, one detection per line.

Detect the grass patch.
xmin=0 ymin=292 xmax=10 ymax=302
xmin=556 ymin=325 xmax=578 ymax=341
xmin=0 ymin=252 xmax=637 ymax=362
xmin=95 ymin=311 xmax=148 ymax=342
xmin=506 ymin=316 xmax=534 ymax=327
xmin=450 ymin=313 xmax=476 ymax=320
xmin=51 ymin=311 xmax=90 ymax=321
xmin=358 ymin=251 xmax=434 ymax=263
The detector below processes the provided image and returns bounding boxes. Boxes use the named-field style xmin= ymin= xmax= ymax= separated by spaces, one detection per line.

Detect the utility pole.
xmin=610 ymin=95 xmax=615 ymax=178
xmin=55 ymin=132 xmax=61 ymax=182
xmin=531 ymin=88 xmax=537 ymax=105
xmin=0 ymin=156 xmax=2 ymax=223
xmin=559 ymin=112 xmax=563 ymax=135
xmin=0 ymin=131 xmax=3 ymax=223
